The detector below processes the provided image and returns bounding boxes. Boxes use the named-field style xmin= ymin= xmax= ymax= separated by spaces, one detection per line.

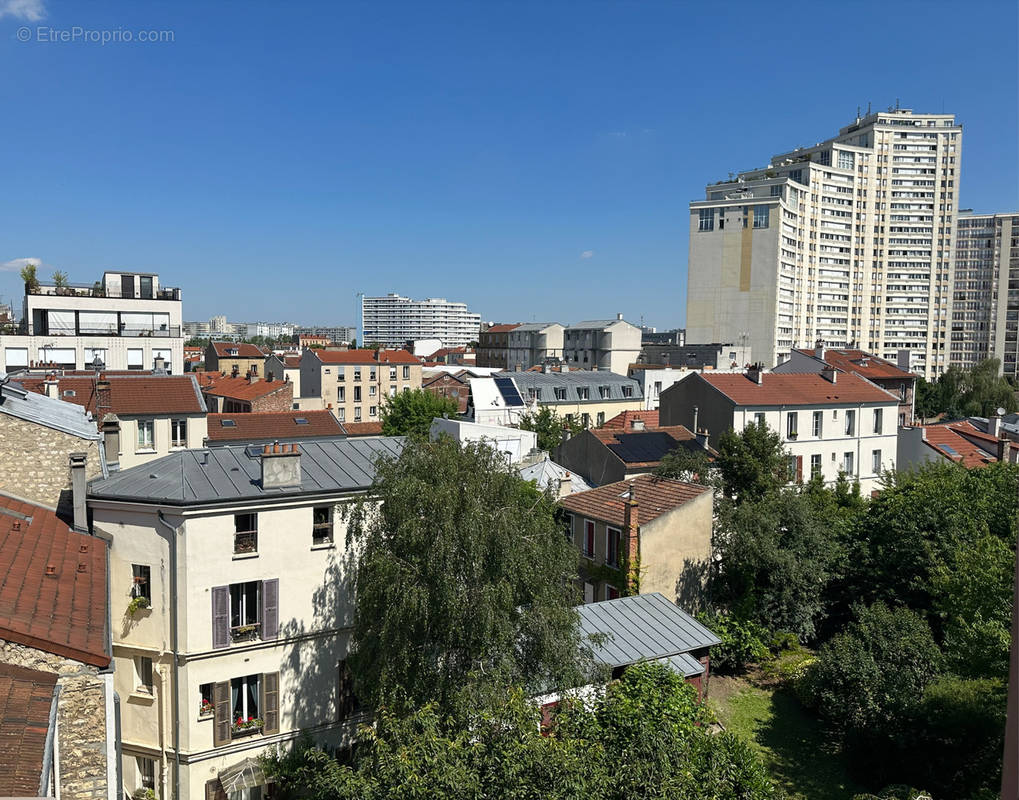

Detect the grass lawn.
xmin=709 ymin=670 xmax=865 ymax=800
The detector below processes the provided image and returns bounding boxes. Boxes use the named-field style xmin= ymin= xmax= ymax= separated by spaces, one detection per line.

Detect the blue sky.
xmin=1 ymin=0 xmax=1016 ymax=329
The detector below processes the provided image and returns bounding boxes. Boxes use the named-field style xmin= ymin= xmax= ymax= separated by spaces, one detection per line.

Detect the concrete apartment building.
xmin=205 ymin=342 xmax=268 ymax=376
xmin=361 ymin=294 xmax=481 ymax=349
xmin=1 ymin=270 xmax=184 ymax=375
xmin=950 ymin=211 xmax=1019 ymax=376
xmin=299 ymin=349 xmax=422 ymax=424
xmin=87 ymin=437 xmax=405 ymax=800
xmin=507 ymin=323 xmax=565 ymax=370
xmin=660 ymin=368 xmax=900 ymax=495
xmin=476 ymin=323 xmax=519 ymax=368
xmin=686 ymin=108 xmax=962 ymax=378
xmin=562 ymin=317 xmax=641 ymax=375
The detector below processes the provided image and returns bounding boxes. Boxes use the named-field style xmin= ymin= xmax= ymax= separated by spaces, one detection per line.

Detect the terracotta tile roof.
xmin=207 ymin=411 xmax=344 ymax=442
xmin=589 ymin=425 xmax=703 ymax=467
xmin=312 ymin=349 xmax=419 ymax=365
xmin=0 ymin=494 xmax=109 ymax=668
xmin=793 ymin=348 xmax=915 ymax=381
xmin=0 ymin=663 xmax=57 ymax=796
xmin=601 ymin=410 xmax=660 ymax=430
xmin=560 ymin=474 xmax=710 ymax=528
xmin=341 ymin=421 xmax=384 ymax=436
xmin=700 ymin=372 xmax=897 ymax=406
xmin=201 ymin=375 xmax=292 ymax=401
xmin=211 ymin=341 xmax=265 ymax=358
xmin=483 ymin=324 xmax=520 ymax=334
xmin=19 ymin=374 xmax=205 ymax=419
xmin=922 ymin=421 xmax=999 ymax=468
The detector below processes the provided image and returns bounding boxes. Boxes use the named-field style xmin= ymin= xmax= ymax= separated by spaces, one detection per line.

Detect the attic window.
xmin=63 ymin=390 xmax=76 ymax=397
xmin=295 ymin=418 xmax=309 ymax=425
xmin=220 ymin=419 xmax=236 ymax=427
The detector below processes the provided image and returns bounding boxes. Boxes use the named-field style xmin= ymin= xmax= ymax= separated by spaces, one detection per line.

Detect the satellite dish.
xmin=997 ymin=407 xmax=1006 ymax=417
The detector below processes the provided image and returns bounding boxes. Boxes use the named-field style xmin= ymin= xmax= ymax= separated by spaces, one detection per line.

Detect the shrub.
xmin=697 ymin=608 xmax=771 ymax=674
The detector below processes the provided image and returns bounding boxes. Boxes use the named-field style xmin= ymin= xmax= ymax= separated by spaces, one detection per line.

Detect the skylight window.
xmin=295 ymin=418 xmax=309 ymax=425
xmin=221 ymin=419 xmax=236 ymax=427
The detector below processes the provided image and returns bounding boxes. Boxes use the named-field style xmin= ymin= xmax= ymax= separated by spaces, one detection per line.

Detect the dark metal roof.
xmin=510 ymin=371 xmax=642 ymax=404
xmin=578 ymin=592 xmax=720 ymax=668
xmin=0 ymin=378 xmax=101 ymax=440
xmin=88 ymin=436 xmax=405 ymax=505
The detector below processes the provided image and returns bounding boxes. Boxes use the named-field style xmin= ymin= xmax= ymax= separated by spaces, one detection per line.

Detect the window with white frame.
xmin=812 ymin=411 xmax=823 ymax=437
xmin=171 ymin=418 xmax=187 ymax=448
xmin=136 ymin=419 xmax=155 ymax=450
xmin=563 ymin=512 xmax=574 ymax=542
xmin=354 ymin=407 xmax=362 ymax=421
xmin=369 ymin=406 xmax=377 ymax=417
xmin=698 ymin=207 xmax=714 ymax=231
xmin=136 ymin=756 xmax=156 ymax=792
xmin=231 ymin=674 xmax=262 ymax=727
xmin=873 ymin=408 xmax=883 ymax=434
xmin=845 ymin=410 xmax=856 ymax=436
xmin=810 ymin=453 xmax=822 ymax=478
xmin=786 ymin=412 xmax=798 ymax=438
xmin=753 ymin=412 xmax=766 ymax=427
xmin=337 ymin=407 xmax=346 ymax=422
xmin=313 ymin=506 xmax=334 ymax=546
xmin=843 ymin=451 xmax=855 ymax=475
xmin=606 ymin=527 xmax=621 ymax=567
xmin=230 ymin=582 xmax=261 ymax=635
xmin=753 ymin=205 xmax=770 ymax=228
xmin=234 ymin=513 xmax=257 ymax=555
xmin=872 ymin=449 xmax=882 ymax=474
xmin=403 ymin=365 xmax=411 ymax=379
xmin=132 ymin=564 xmax=151 ymax=601
xmin=134 ymin=656 xmax=153 ymax=693
xmin=338 ymin=386 xmax=345 ymax=402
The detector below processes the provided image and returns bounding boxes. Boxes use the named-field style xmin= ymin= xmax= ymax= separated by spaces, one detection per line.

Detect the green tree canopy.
xmin=915 ymin=358 xmax=1017 ymax=420
xmin=655 ymin=444 xmax=712 ymax=485
xmin=714 ymin=421 xmax=790 ymax=502
xmin=346 ymin=437 xmax=590 ymax=713
xmin=379 ymin=388 xmax=459 ymax=438
xmin=263 ymin=663 xmax=779 ymax=800
xmin=518 ymin=406 xmax=584 ymax=452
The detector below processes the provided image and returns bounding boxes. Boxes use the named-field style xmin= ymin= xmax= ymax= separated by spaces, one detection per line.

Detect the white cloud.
xmin=580 ymin=250 xmax=594 ymax=259
xmin=1 ymin=257 xmax=44 ymax=272
xmin=0 ymin=0 xmax=45 ymax=21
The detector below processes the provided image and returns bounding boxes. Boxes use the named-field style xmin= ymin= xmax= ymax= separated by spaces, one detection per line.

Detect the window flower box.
xmin=230 ymin=623 xmax=260 ymax=642
xmin=127 ymin=596 xmax=150 ymax=615
xmin=232 ymin=716 xmax=263 ymax=735
xmin=199 ymin=699 xmax=214 ymax=718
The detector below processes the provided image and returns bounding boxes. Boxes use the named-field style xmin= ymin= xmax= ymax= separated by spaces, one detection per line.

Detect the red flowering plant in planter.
xmin=232 ymin=715 xmax=263 ymax=732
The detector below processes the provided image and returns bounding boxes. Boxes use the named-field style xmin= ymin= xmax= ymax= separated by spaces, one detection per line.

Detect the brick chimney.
xmin=261 ymin=443 xmax=301 ymax=489
xmin=102 ymin=413 xmax=121 ymax=471
xmin=821 ymin=366 xmax=838 ymax=384
xmin=69 ymin=452 xmax=88 ymax=533
xmin=43 ymin=377 xmax=59 ymax=399
xmin=623 ymin=482 xmax=639 ymax=595
xmin=631 ymin=418 xmax=645 ymax=431
xmin=999 ymin=438 xmax=1012 ymax=464
xmin=747 ymin=364 xmax=764 ymax=384
xmin=557 ymin=471 xmax=572 ymax=499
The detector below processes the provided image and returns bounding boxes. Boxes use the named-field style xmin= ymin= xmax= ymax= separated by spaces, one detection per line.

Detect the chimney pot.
xmin=77 ymin=563 xmax=87 ymax=573
xmin=45 ymin=565 xmax=56 ymax=576
xmin=12 ymin=520 xmax=21 ymax=531
xmin=69 ymin=452 xmax=88 ymax=533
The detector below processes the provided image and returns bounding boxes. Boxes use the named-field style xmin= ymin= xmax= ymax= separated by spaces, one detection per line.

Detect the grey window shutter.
xmin=211 ymin=585 xmax=230 ymax=649
xmin=212 ymin=681 xmax=231 ymax=747
xmin=261 ymin=578 xmax=279 ymax=640
xmin=262 ymin=672 xmax=280 ymax=734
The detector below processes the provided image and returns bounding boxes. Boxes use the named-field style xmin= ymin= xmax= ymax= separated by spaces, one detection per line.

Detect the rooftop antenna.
xmin=895 ymin=98 xmax=900 ymax=110
xmin=867 ymin=101 xmax=872 ymax=115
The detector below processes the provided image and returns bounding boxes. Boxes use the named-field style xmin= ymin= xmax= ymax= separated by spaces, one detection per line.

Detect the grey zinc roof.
xmin=88 ymin=436 xmax=405 ymax=505
xmin=511 ymin=371 xmax=642 ymax=404
xmin=517 ymin=456 xmax=592 ymax=494
xmin=567 ymin=319 xmax=628 ymax=329
xmin=0 ymin=377 xmax=100 ymax=440
xmin=512 ymin=322 xmax=561 ymax=332
xmin=578 ymin=592 xmax=720 ymax=669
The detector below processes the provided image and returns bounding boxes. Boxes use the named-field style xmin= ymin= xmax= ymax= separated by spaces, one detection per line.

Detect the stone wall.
xmin=0 ymin=640 xmax=109 ymax=800
xmin=0 ymin=413 xmax=102 ymax=507
xmin=250 ymin=381 xmax=294 ymax=412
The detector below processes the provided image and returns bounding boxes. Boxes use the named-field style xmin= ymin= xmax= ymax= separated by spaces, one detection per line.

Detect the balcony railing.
xmin=26 ymin=282 xmax=182 ymax=301
xmin=230 ymin=622 xmax=261 ymax=642
xmin=34 ymin=325 xmax=182 ymax=338
xmin=233 ymin=531 xmax=258 ymax=555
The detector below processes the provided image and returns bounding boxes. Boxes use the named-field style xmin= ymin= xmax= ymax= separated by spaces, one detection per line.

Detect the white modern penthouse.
xmin=951 ymin=211 xmax=1019 ymax=376
xmin=87 ymin=437 xmax=404 ymax=800
xmin=361 ymin=294 xmax=481 ymax=349
xmin=686 ymin=108 xmax=962 ymax=378
xmin=1 ymin=270 xmax=184 ymax=374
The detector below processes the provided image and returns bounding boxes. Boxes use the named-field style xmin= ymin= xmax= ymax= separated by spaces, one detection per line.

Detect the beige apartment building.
xmin=686 ymin=108 xmax=962 ymax=378
xmin=951 ymin=211 xmax=1019 ymax=376
xmin=299 ymin=349 xmax=422 ymax=424
xmin=507 ymin=322 xmax=565 ymax=370
xmin=562 ymin=316 xmax=641 ymax=375
xmin=88 ymin=437 xmax=405 ymax=800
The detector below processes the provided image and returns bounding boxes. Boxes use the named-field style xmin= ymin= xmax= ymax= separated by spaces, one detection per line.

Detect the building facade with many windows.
xmin=1 ymin=270 xmax=184 ymax=374
xmin=299 ymin=348 xmax=422 ymax=423
xmin=361 ymin=294 xmax=481 ymax=349
xmin=686 ymin=109 xmax=962 ymax=378
xmin=88 ymin=437 xmax=405 ymax=800
xmin=951 ymin=211 xmax=1019 ymax=376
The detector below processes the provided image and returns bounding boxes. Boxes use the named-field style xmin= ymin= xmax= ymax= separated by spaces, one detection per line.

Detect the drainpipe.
xmin=155 ymin=511 xmax=180 ymax=800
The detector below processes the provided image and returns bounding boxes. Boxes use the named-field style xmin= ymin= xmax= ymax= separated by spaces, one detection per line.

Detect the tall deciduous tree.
xmin=714 ymin=421 xmax=789 ymax=502
xmin=346 ymin=437 xmax=590 ymax=713
xmin=519 ymin=406 xmax=584 ymax=452
xmin=379 ymin=388 xmax=458 ymax=438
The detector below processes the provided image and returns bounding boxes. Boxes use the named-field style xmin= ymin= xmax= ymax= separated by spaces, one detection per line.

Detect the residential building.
xmin=951 ymin=211 xmax=1019 ymax=376
xmin=628 ymin=366 xmax=707 ymax=410
xmin=422 ymin=370 xmax=470 ymax=414
xmin=686 ymin=109 xmax=962 ymax=377
xmin=555 ymin=422 xmax=708 ymax=487
xmin=638 ymin=342 xmax=752 ymax=370
xmin=299 ymin=349 xmax=422 ymax=424
xmin=293 ymin=326 xmax=356 ymax=346
xmin=561 ymin=475 xmax=713 ymax=609
xmin=897 ymin=419 xmax=1015 ymax=470
xmin=184 ymin=317 xmax=246 ymax=340
xmin=206 ymin=410 xmax=345 ymax=445
xmin=0 ymin=379 xmax=104 ymax=508
xmin=562 ymin=316 xmax=641 ymax=375
xmin=87 ymin=437 xmax=405 ymax=800
xmin=0 ymin=489 xmax=116 ymax=800
xmin=640 ymin=328 xmax=686 ymax=346
xmin=205 ymin=342 xmax=268 ymax=376
xmin=466 ymin=375 xmax=527 ymax=426
xmin=17 ymin=372 xmax=208 ymax=469
xmin=600 ymin=409 xmax=660 ymax=429
xmin=298 ymin=334 xmax=333 ymax=349
xmin=183 ymin=346 xmax=203 ymax=369
xmin=361 ymin=294 xmax=481 ymax=349
xmin=476 ymin=323 xmax=520 ymax=368
xmin=516 ymin=452 xmax=592 ymax=497
xmin=241 ymin=321 xmax=296 ymax=340
xmin=264 ymin=353 xmax=303 ymax=399
xmin=201 ymin=374 xmax=294 ymax=413
xmin=423 ymin=346 xmax=476 ymax=366
xmin=660 ymin=368 xmax=900 ymax=494
xmin=506 ymin=322 xmax=565 ymax=370
xmin=511 ymin=370 xmax=644 ymax=428
xmin=773 ymin=344 xmax=917 ymax=426
xmin=1 ymin=269 xmax=184 ymax=374
xmin=429 ymin=417 xmax=538 ymax=465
